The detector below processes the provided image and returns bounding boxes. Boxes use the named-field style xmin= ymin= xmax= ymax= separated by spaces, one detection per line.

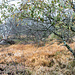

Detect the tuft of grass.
xmin=48 ymin=59 xmax=55 ymax=67
xmin=68 ymin=60 xmax=75 ymax=67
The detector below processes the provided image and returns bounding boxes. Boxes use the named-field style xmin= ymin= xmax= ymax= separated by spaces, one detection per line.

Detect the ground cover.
xmin=0 ymin=40 xmax=75 ymax=75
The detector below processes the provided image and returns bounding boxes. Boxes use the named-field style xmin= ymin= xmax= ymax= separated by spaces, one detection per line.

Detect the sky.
xmin=0 ymin=0 xmax=2 ymax=4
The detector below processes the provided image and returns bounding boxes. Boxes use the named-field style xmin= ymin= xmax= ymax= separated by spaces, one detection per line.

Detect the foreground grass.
xmin=0 ymin=40 xmax=75 ymax=75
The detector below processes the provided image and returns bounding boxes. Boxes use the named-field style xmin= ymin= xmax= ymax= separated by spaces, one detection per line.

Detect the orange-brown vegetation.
xmin=0 ymin=40 xmax=75 ymax=74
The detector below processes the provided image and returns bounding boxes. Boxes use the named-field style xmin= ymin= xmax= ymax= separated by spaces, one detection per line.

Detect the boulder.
xmin=0 ymin=39 xmax=15 ymax=45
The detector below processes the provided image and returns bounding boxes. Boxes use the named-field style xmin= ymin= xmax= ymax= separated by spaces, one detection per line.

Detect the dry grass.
xmin=0 ymin=40 xmax=75 ymax=75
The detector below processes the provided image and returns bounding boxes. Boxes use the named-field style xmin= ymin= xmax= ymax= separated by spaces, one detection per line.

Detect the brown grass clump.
xmin=0 ymin=42 xmax=74 ymax=65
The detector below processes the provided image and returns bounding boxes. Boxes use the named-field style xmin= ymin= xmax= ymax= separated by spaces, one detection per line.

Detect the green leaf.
xmin=38 ymin=11 xmax=40 ymax=14
xmin=51 ymin=1 xmax=54 ymax=4
xmin=40 ymin=18 xmax=44 ymax=22
xmin=11 ymin=7 xmax=14 ymax=12
xmin=54 ymin=0 xmax=56 ymax=4
xmin=58 ymin=4 xmax=60 ymax=7
xmin=4 ymin=5 xmax=7 ymax=8
xmin=57 ymin=0 xmax=59 ymax=2
xmin=17 ymin=2 xmax=20 ymax=4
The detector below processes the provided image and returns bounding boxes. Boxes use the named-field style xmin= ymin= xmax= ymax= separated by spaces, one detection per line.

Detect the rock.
xmin=0 ymin=39 xmax=15 ymax=45
xmin=0 ymin=67 xmax=4 ymax=71
xmin=0 ymin=40 xmax=8 ymax=45
xmin=5 ymin=39 xmax=15 ymax=45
